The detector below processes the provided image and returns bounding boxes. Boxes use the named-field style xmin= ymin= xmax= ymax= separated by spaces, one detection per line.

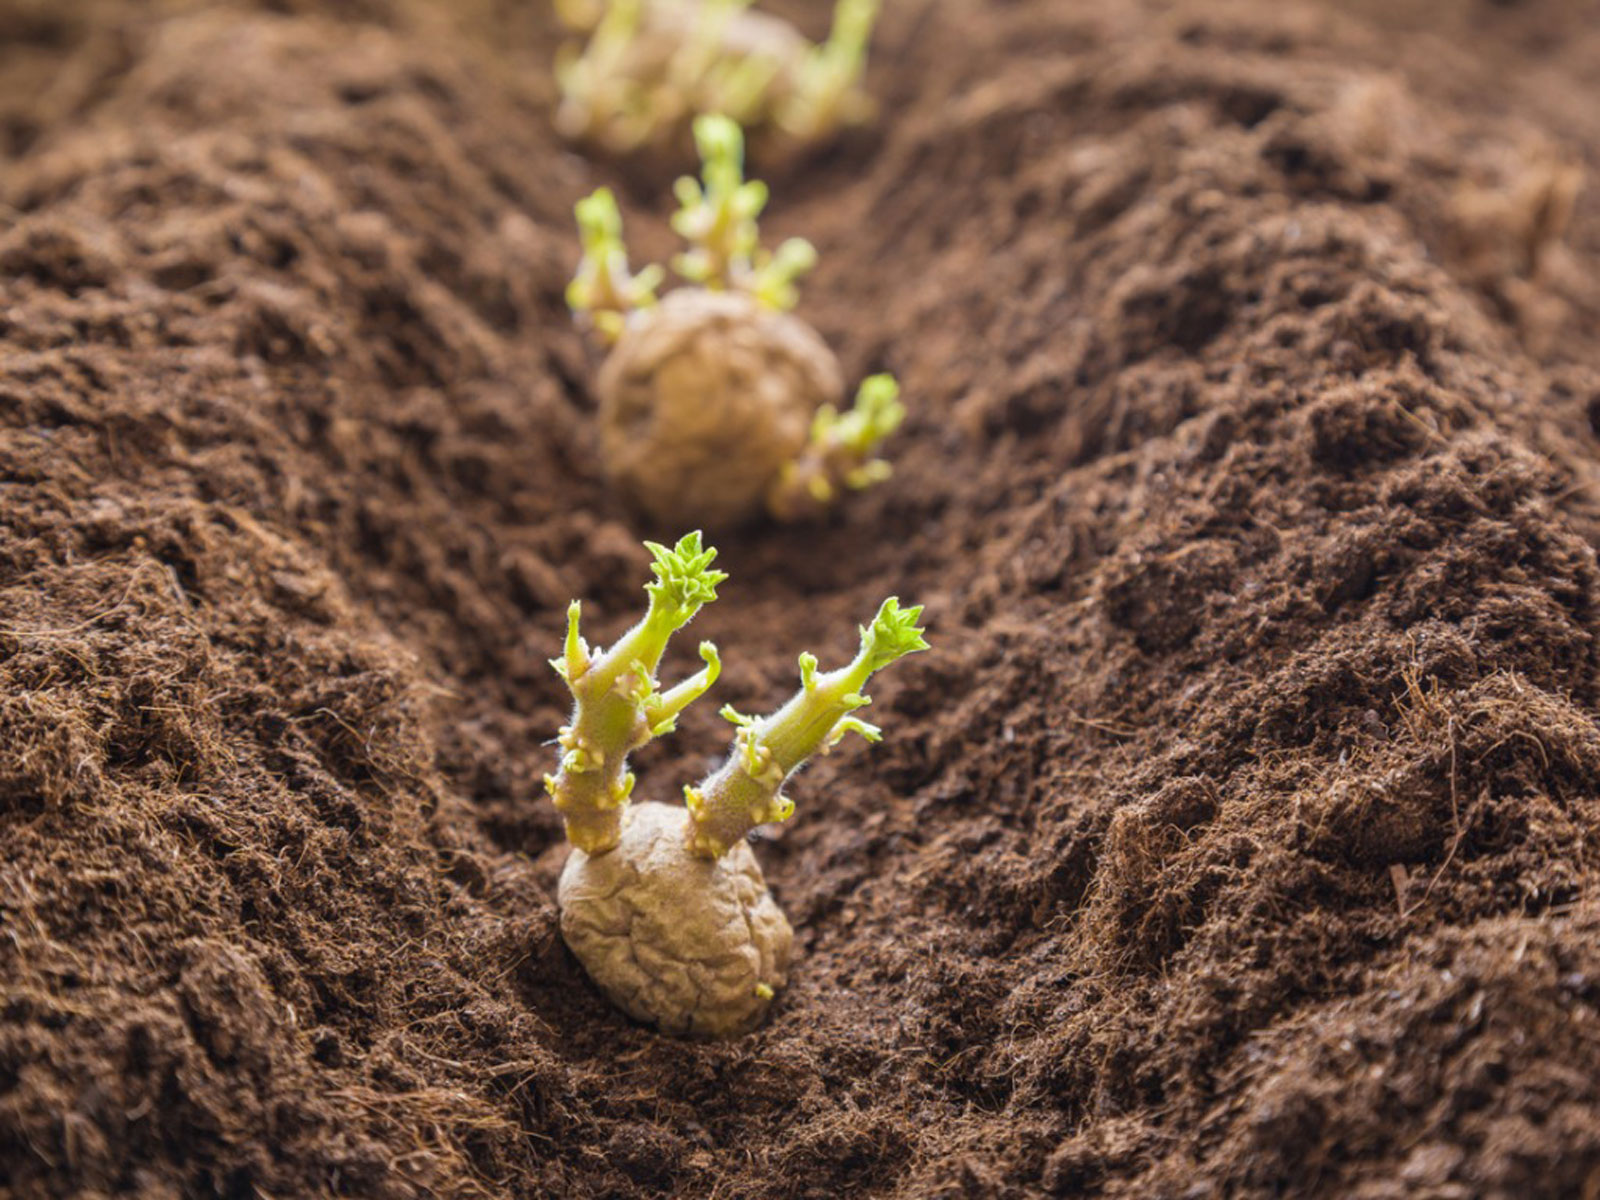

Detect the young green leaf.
xmin=643 ymin=530 xmax=728 ymax=629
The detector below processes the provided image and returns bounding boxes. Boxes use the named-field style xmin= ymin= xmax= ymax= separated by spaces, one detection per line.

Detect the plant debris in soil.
xmin=4 ymin=0 xmax=1600 ymax=1197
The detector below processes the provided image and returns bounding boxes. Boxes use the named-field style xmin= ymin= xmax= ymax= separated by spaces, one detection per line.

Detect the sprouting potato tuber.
xmin=567 ymin=116 xmax=905 ymax=529
xmin=546 ymin=536 xmax=928 ymax=1037
xmin=554 ymin=0 xmax=880 ymax=155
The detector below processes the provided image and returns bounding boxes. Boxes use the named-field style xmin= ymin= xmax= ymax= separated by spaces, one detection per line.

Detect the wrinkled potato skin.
xmin=559 ymin=801 xmax=794 ymax=1038
xmin=598 ymin=289 xmax=843 ymax=529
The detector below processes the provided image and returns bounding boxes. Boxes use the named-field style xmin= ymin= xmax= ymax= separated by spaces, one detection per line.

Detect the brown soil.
xmin=5 ymin=0 xmax=1600 ymax=1196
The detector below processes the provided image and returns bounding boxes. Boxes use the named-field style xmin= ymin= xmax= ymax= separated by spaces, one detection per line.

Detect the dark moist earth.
xmin=4 ymin=0 xmax=1600 ymax=1196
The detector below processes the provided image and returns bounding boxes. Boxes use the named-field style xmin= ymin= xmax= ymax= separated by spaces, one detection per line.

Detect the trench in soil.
xmin=3 ymin=0 xmax=1600 ymax=1197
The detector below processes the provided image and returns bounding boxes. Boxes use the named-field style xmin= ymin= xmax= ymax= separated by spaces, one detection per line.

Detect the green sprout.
xmin=777 ymin=0 xmax=882 ymax=143
xmin=552 ymin=0 xmax=883 ymax=154
xmin=543 ymin=531 xmax=725 ymax=853
xmin=670 ymin=113 xmax=765 ymax=288
xmin=683 ymin=596 xmax=928 ymax=858
xmin=767 ymin=373 xmax=906 ymax=520
xmin=565 ymin=118 xmax=812 ymax=340
xmin=565 ymin=187 xmax=665 ymax=343
xmin=671 ymin=114 xmax=816 ymax=307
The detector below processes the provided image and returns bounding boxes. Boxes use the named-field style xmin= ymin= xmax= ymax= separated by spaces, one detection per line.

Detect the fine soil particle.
xmin=4 ymin=0 xmax=1600 ymax=1197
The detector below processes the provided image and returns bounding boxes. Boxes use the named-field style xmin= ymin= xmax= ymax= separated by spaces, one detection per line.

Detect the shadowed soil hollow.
xmin=5 ymin=0 xmax=1600 ymax=1196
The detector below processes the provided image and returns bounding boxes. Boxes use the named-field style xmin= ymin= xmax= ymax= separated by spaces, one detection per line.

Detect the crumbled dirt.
xmin=4 ymin=0 xmax=1600 ymax=1196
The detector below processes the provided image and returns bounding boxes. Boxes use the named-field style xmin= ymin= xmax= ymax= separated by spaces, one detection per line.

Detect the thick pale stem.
xmin=778 ymin=0 xmax=880 ymax=140
xmin=544 ymin=608 xmax=655 ymax=855
xmin=683 ymin=650 xmax=873 ymax=857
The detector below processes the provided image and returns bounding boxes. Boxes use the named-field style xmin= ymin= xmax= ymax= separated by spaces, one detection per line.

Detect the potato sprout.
xmin=542 ymin=532 xmax=724 ymax=854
